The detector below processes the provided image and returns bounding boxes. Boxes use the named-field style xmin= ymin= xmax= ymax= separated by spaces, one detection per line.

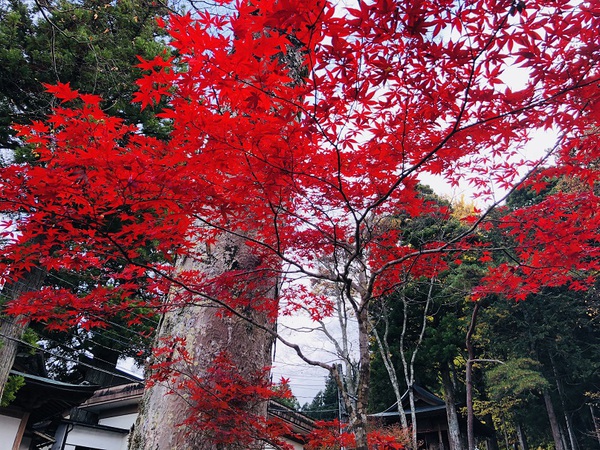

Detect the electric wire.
xmin=0 ymin=328 xmax=143 ymax=384
xmin=0 ymin=317 xmax=144 ymax=379
xmin=2 ymin=266 xmax=161 ymax=339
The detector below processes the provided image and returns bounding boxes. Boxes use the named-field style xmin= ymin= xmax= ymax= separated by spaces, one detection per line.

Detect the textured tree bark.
xmin=0 ymin=266 xmax=46 ymax=402
xmin=441 ymin=362 xmax=464 ymax=450
xmin=352 ymin=307 xmax=371 ymax=450
xmin=129 ymin=234 xmax=277 ymax=450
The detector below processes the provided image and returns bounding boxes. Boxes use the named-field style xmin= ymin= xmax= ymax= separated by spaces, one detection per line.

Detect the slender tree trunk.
xmin=560 ymin=423 xmax=569 ymax=450
xmin=398 ymin=278 xmax=435 ymax=449
xmin=438 ymin=424 xmax=446 ymax=450
xmin=129 ymin=235 xmax=277 ymax=450
xmin=550 ymin=354 xmax=578 ymax=450
xmin=441 ymin=362 xmax=464 ymax=450
xmin=0 ymin=266 xmax=46 ymax=402
xmin=483 ymin=413 xmax=500 ymax=450
xmin=465 ymin=301 xmax=481 ymax=450
xmin=543 ymin=389 xmax=565 ymax=450
xmin=552 ymin=368 xmax=573 ymax=450
xmin=501 ymin=414 xmax=510 ymax=450
xmin=563 ymin=411 xmax=577 ymax=450
xmin=352 ymin=307 xmax=371 ymax=450
xmin=589 ymin=405 xmax=600 ymax=447
xmin=372 ymin=316 xmax=409 ymax=429
xmin=408 ymin=384 xmax=419 ymax=449
xmin=465 ymin=358 xmax=474 ymax=450
xmin=516 ymin=423 xmax=528 ymax=450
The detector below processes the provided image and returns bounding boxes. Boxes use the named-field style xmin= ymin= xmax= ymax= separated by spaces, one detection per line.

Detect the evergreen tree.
xmin=302 ymin=373 xmax=340 ymax=421
xmin=0 ymin=0 xmax=169 ymax=154
xmin=0 ymin=0 xmax=170 ymax=398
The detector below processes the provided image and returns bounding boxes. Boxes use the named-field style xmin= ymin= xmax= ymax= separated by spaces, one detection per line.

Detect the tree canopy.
xmin=0 ymin=0 xmax=599 ymax=448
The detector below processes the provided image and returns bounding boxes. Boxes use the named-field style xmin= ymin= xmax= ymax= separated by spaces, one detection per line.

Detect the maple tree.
xmin=0 ymin=0 xmax=599 ymax=448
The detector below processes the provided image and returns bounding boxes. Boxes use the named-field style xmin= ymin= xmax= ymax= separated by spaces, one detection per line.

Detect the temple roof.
xmin=6 ymin=370 xmax=99 ymax=424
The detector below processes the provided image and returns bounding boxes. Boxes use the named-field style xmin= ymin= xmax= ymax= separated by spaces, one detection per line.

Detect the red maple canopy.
xmin=2 ymin=0 xmax=598 ymax=322
xmin=0 ymin=0 xmax=598 ymax=446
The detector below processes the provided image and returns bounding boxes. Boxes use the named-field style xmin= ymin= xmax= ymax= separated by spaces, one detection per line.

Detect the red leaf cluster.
xmin=305 ymin=419 xmax=405 ymax=450
xmin=149 ymin=341 xmax=294 ymax=448
xmin=2 ymin=0 xmax=598 ymax=318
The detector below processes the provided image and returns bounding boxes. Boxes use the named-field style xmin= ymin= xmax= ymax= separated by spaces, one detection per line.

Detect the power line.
xmin=0 ymin=329 xmax=143 ymax=384
xmin=41 ymin=267 xmax=161 ymax=328
xmin=0 ymin=316 xmax=143 ymax=378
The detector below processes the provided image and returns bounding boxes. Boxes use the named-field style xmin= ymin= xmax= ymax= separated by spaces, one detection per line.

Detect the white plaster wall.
xmin=0 ymin=414 xmax=21 ymax=448
xmin=65 ymin=424 xmax=129 ymax=450
xmin=98 ymin=412 xmax=137 ymax=430
xmin=46 ymin=412 xmax=306 ymax=450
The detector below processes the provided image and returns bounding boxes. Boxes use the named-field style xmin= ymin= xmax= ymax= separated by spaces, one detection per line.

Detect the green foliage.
xmin=302 ymin=373 xmax=339 ymax=420
xmin=0 ymin=0 xmax=166 ymax=382
xmin=505 ymin=173 xmax=560 ymax=209
xmin=21 ymin=327 xmax=39 ymax=355
xmin=274 ymin=394 xmax=301 ymax=410
xmin=271 ymin=381 xmax=301 ymax=410
xmin=476 ymin=282 xmax=600 ymax=448
xmin=0 ymin=0 xmax=170 ymax=151
xmin=486 ymin=358 xmax=549 ymax=400
xmin=369 ymin=182 xmax=600 ymax=448
xmin=0 ymin=374 xmax=24 ymax=407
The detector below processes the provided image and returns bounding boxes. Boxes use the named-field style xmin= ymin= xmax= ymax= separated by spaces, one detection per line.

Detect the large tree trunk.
xmin=441 ymin=362 xmax=464 ymax=450
xmin=129 ymin=235 xmax=277 ymax=450
xmin=0 ymin=266 xmax=46 ymax=402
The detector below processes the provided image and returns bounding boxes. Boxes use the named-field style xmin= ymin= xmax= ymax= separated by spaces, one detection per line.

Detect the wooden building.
xmin=370 ymin=384 xmax=495 ymax=450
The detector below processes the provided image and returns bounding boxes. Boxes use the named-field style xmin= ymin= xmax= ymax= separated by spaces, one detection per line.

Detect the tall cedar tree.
xmin=0 ymin=0 xmax=599 ymax=448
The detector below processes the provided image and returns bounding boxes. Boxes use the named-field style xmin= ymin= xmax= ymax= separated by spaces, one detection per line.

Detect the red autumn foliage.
xmin=1 ymin=0 xmax=598 ymax=446
xmin=304 ymin=420 xmax=406 ymax=450
xmin=149 ymin=341 xmax=294 ymax=448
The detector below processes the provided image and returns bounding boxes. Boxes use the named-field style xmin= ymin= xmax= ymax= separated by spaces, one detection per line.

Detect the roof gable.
xmin=379 ymin=385 xmax=445 ymax=414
